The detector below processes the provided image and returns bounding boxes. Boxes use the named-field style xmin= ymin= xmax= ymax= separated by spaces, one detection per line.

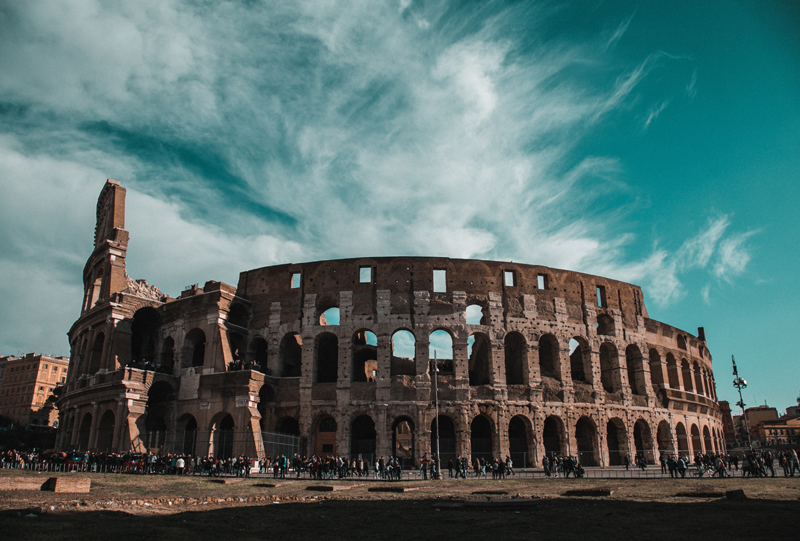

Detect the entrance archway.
xmin=431 ymin=415 xmax=456 ymax=466
xmin=607 ymin=418 xmax=628 ymax=466
xmin=543 ymin=416 xmax=564 ymax=457
xmin=470 ymin=415 xmax=493 ymax=461
xmin=508 ymin=416 xmax=529 ymax=466
xmin=393 ymin=417 xmax=415 ymax=469
xmin=315 ymin=416 xmax=337 ymax=457
xmin=575 ymin=417 xmax=598 ymax=466
xmin=350 ymin=415 xmax=377 ymax=462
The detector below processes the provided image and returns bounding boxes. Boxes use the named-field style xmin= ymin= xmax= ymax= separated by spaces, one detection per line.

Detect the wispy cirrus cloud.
xmin=0 ymin=0 xmax=753 ymax=354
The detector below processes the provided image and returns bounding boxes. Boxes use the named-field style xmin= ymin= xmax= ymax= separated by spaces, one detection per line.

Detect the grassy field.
xmin=1 ymin=470 xmax=799 ymax=540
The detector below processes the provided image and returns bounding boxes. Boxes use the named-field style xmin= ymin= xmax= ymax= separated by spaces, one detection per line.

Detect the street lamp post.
xmin=431 ymin=353 xmax=442 ymax=480
xmin=732 ymin=355 xmax=753 ymax=452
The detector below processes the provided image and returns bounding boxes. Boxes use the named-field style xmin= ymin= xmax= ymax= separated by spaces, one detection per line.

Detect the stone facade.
xmin=55 ymin=180 xmax=724 ymax=466
xmin=0 ymin=353 xmax=69 ymax=427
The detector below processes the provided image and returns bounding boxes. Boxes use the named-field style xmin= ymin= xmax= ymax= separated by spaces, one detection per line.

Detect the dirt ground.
xmin=2 ymin=470 xmax=799 ymax=540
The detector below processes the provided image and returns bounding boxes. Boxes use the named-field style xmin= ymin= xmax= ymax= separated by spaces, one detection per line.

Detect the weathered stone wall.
xmin=56 ymin=181 xmax=725 ymax=468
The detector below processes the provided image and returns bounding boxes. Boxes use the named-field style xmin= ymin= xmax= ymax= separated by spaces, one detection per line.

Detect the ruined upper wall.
xmin=236 ymin=257 xmax=651 ymax=329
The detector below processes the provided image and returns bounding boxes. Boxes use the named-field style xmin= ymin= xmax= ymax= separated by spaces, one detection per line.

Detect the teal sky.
xmin=1 ymin=1 xmax=798 ymax=412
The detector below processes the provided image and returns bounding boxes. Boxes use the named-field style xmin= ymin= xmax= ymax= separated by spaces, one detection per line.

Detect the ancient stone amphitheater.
xmin=56 ymin=180 xmax=724 ymax=467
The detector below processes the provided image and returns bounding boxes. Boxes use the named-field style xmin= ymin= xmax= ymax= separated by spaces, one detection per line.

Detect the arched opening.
xmin=575 ymin=417 xmax=598 ymax=466
xmin=509 ymin=416 xmax=529 ymax=467
xmin=599 ymin=343 xmax=620 ymax=393
xmin=144 ymin=414 xmax=167 ymax=451
xmin=320 ymin=307 xmax=340 ymax=326
xmin=391 ymin=330 xmax=416 ymax=376
xmin=393 ymin=417 xmax=415 ymax=469
xmin=257 ymin=384 xmax=275 ymax=429
xmin=703 ymin=426 xmax=713 ymax=453
xmin=227 ymin=331 xmax=246 ymax=370
xmin=568 ymin=338 xmax=589 ymax=383
xmin=676 ymin=422 xmax=689 ymax=455
xmin=633 ymin=419 xmax=653 ymax=463
xmin=543 ymin=416 xmax=564 ymax=457
xmin=159 ymin=337 xmax=175 ymax=373
xmin=607 ymin=418 xmax=628 ymax=466
xmin=693 ymin=362 xmax=705 ymax=396
xmin=78 ymin=413 xmax=92 ymax=451
xmin=504 ymin=332 xmax=526 ymax=385
xmin=666 ymin=354 xmax=680 ymax=389
xmin=130 ymin=307 xmax=161 ymax=366
xmin=429 ymin=329 xmax=454 ymax=374
xmin=250 ymin=336 xmax=269 ymax=374
xmin=350 ymin=415 xmax=377 ymax=462
xmin=431 ymin=415 xmax=456 ymax=466
xmin=352 ymin=330 xmax=378 ymax=382
xmin=690 ymin=424 xmax=702 ymax=454
xmin=213 ymin=414 xmax=235 ymax=459
xmin=315 ymin=333 xmax=338 ymax=383
xmin=596 ymin=314 xmax=615 ymax=336
xmin=179 ymin=415 xmax=197 ymax=456
xmin=183 ymin=328 xmax=206 ymax=368
xmin=279 ymin=333 xmax=302 ymax=377
xmin=656 ymin=421 xmax=672 ymax=455
xmin=315 ymin=416 xmax=337 ymax=457
xmin=681 ymin=360 xmax=694 ymax=393
xmin=648 ymin=349 xmax=664 ymax=389
xmin=227 ymin=303 xmax=249 ymax=328
xmin=88 ymin=333 xmax=104 ymax=374
xmin=538 ymin=334 xmax=560 ymax=380
xmin=96 ymin=410 xmax=115 ymax=452
xmin=465 ymin=304 xmax=485 ymax=325
xmin=145 ymin=381 xmax=173 ymax=451
xmin=626 ymin=345 xmax=646 ymax=396
xmin=468 ymin=333 xmax=491 ymax=385
xmin=470 ymin=415 xmax=493 ymax=462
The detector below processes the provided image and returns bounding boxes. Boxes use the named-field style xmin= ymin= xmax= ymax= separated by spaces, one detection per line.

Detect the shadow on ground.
xmin=2 ymin=497 xmax=799 ymax=541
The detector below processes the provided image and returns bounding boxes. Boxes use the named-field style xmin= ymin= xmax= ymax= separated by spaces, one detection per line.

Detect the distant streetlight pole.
xmin=431 ymin=352 xmax=442 ymax=480
xmin=732 ymin=355 xmax=753 ymax=452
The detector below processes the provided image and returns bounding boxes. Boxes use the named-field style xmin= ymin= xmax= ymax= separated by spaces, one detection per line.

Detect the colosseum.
xmin=55 ymin=179 xmax=724 ymax=468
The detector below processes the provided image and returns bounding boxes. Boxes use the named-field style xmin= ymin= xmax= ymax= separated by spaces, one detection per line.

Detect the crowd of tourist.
xmin=3 ymin=447 xmax=800 ymax=479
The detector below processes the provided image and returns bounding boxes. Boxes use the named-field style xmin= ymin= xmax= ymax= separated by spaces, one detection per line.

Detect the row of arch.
xmin=65 ymin=402 xmax=724 ymax=466
xmin=70 ymin=305 xmax=715 ymax=403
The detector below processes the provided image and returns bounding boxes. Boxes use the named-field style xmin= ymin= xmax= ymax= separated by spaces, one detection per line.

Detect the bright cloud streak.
xmin=0 ymin=0 xmax=755 ymax=356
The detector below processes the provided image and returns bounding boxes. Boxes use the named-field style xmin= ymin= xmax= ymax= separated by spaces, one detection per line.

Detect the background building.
xmin=0 ymin=353 xmax=68 ymax=427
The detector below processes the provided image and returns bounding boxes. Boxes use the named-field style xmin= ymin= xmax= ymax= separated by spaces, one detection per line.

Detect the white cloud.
xmin=0 ymin=0 xmax=754 ymax=354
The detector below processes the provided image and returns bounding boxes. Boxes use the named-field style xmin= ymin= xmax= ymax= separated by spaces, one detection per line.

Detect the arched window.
xmin=538 ymin=334 xmax=560 ymax=380
xmin=468 ymin=333 xmax=491 ymax=385
xmin=352 ymin=330 xmax=378 ymax=382
xmin=648 ymin=349 xmax=664 ymax=388
xmin=279 ymin=333 xmax=302 ymax=377
xmin=429 ymin=330 xmax=453 ymax=374
xmin=596 ymin=314 xmax=615 ymax=336
xmin=250 ymin=336 xmax=269 ymax=374
xmin=569 ymin=338 xmax=590 ymax=383
xmin=599 ymin=343 xmax=619 ymax=393
xmin=466 ymin=304 xmax=485 ymax=325
xmin=183 ymin=329 xmax=206 ymax=368
xmin=626 ymin=345 xmax=646 ymax=396
xmin=320 ymin=307 xmax=340 ymax=326
xmin=666 ymin=354 xmax=680 ymax=389
xmin=131 ymin=307 xmax=161 ymax=365
xmin=504 ymin=332 xmax=526 ymax=385
xmin=391 ymin=330 xmax=416 ymax=376
xmin=315 ymin=333 xmax=339 ymax=383
xmin=88 ymin=333 xmax=105 ymax=374
xmin=681 ymin=359 xmax=694 ymax=392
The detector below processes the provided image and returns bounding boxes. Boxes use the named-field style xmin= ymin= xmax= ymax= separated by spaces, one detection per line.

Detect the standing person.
xmin=505 ymin=456 xmax=514 ymax=476
xmin=542 ymin=455 xmax=551 ymax=477
xmin=677 ymin=456 xmax=687 ymax=478
xmin=420 ymin=456 xmax=428 ymax=480
xmin=791 ymin=450 xmax=800 ymax=476
xmin=660 ymin=453 xmax=667 ymax=474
